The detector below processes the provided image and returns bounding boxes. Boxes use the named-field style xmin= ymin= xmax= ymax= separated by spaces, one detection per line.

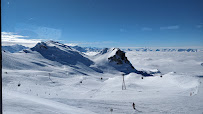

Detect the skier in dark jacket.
xmin=132 ymin=102 xmax=135 ymax=110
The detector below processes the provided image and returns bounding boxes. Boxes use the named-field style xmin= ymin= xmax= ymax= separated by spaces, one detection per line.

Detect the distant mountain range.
xmin=70 ymin=46 xmax=102 ymax=52
xmin=2 ymin=44 xmax=29 ymax=53
xmin=121 ymin=48 xmax=202 ymax=52
xmin=2 ymin=43 xmax=202 ymax=53
xmin=68 ymin=46 xmax=202 ymax=53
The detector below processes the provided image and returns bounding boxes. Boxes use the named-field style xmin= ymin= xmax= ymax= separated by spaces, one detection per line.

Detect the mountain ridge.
xmin=2 ymin=44 xmax=29 ymax=53
xmin=3 ymin=40 xmax=157 ymax=76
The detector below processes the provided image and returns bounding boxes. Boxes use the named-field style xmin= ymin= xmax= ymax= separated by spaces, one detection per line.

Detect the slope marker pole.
xmin=49 ymin=73 xmax=55 ymax=83
xmin=122 ymin=74 xmax=126 ymax=90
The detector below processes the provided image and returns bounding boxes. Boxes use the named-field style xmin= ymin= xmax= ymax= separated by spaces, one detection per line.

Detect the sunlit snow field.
xmin=2 ymin=50 xmax=203 ymax=114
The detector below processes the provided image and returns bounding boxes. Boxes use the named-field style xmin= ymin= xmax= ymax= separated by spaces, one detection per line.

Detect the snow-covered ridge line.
xmin=29 ymin=41 xmax=94 ymax=66
xmin=2 ymin=41 xmax=156 ymax=76
xmin=2 ymin=44 xmax=29 ymax=53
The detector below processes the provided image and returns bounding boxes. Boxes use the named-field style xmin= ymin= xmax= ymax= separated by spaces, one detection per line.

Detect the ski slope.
xmin=2 ymin=41 xmax=203 ymax=114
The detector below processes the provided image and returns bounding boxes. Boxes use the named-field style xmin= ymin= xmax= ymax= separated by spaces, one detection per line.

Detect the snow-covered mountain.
xmin=30 ymin=41 xmax=93 ymax=66
xmin=2 ymin=44 xmax=28 ymax=53
xmin=91 ymin=48 xmax=154 ymax=75
xmin=2 ymin=41 xmax=155 ymax=76
xmin=3 ymin=41 xmax=101 ymax=76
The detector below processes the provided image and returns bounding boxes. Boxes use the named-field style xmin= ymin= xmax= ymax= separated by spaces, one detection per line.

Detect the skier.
xmin=132 ymin=102 xmax=135 ymax=110
xmin=132 ymin=102 xmax=142 ymax=112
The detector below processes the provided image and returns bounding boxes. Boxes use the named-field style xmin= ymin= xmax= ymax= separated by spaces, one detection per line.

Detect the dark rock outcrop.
xmin=107 ymin=48 xmax=153 ymax=76
xmin=108 ymin=49 xmax=132 ymax=66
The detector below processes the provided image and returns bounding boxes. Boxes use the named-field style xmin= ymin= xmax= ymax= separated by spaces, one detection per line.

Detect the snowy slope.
xmin=3 ymin=89 xmax=96 ymax=114
xmin=2 ymin=41 xmax=203 ymax=114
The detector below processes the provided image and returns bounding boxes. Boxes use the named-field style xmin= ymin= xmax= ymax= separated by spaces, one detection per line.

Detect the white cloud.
xmin=1 ymin=32 xmax=41 ymax=47
xmin=160 ymin=25 xmax=179 ymax=30
xmin=141 ymin=27 xmax=152 ymax=31
xmin=1 ymin=32 xmax=118 ymax=48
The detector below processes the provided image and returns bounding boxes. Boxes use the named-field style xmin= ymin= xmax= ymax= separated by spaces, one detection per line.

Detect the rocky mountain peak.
xmin=108 ymin=49 xmax=132 ymax=66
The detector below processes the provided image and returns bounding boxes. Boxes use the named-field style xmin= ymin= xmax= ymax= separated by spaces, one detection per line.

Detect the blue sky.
xmin=2 ymin=0 xmax=203 ymax=47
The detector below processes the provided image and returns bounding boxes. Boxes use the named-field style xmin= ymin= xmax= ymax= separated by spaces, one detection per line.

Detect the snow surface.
xmin=2 ymin=42 xmax=203 ymax=114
